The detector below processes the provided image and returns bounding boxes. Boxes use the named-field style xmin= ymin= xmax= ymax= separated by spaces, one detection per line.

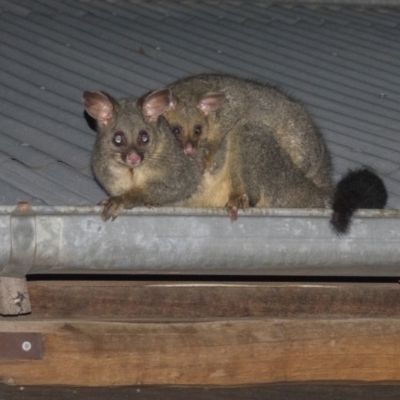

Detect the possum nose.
xmin=184 ymin=143 xmax=195 ymax=155
xmin=126 ymin=151 xmax=141 ymax=166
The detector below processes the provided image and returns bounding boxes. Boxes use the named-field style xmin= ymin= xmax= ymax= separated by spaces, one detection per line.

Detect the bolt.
xmin=22 ymin=341 xmax=32 ymax=352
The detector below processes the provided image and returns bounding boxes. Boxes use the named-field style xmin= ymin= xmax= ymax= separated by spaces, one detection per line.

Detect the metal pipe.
xmin=1 ymin=203 xmax=400 ymax=278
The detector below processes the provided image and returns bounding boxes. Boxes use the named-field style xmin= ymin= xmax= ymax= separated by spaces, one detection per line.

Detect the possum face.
xmin=166 ymin=106 xmax=208 ymax=155
xmin=140 ymin=88 xmax=225 ymax=156
xmin=83 ymin=91 xmax=162 ymax=169
xmin=104 ymin=120 xmax=153 ymax=168
xmin=169 ymin=92 xmax=225 ymax=155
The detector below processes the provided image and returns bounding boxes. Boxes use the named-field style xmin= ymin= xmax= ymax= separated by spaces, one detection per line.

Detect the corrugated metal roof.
xmin=0 ymin=0 xmax=400 ymax=208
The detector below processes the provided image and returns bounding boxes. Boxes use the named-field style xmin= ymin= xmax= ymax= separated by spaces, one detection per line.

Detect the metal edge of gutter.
xmin=0 ymin=203 xmax=399 ymax=278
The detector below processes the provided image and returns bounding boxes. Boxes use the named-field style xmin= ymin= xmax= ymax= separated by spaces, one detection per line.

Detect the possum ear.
xmin=83 ymin=91 xmax=115 ymax=125
xmin=140 ymin=88 xmax=177 ymax=121
xmin=198 ymin=93 xmax=225 ymax=115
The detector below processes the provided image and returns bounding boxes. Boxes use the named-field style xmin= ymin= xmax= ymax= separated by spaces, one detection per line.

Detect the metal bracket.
xmin=0 ymin=332 xmax=42 ymax=360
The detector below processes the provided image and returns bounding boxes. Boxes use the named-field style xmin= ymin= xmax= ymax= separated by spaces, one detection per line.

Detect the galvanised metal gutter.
xmin=1 ymin=203 xmax=400 ymax=278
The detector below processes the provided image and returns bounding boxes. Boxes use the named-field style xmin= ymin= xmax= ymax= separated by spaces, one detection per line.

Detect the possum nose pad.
xmin=125 ymin=150 xmax=141 ymax=166
xmin=183 ymin=142 xmax=195 ymax=155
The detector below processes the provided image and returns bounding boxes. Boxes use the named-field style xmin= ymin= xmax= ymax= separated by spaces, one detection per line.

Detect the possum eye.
xmin=138 ymin=130 xmax=150 ymax=145
xmin=112 ymin=131 xmax=125 ymax=147
xmin=172 ymin=126 xmax=182 ymax=136
xmin=194 ymin=125 xmax=202 ymax=136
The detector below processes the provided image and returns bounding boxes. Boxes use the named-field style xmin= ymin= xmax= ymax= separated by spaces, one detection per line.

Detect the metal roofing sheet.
xmin=0 ymin=0 xmax=399 ymax=209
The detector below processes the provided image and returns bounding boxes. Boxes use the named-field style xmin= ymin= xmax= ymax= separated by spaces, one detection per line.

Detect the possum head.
xmin=83 ymin=90 xmax=165 ymax=170
xmin=141 ymin=88 xmax=225 ymax=155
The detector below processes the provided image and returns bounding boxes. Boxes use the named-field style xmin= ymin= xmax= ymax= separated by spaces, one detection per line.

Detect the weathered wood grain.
xmin=26 ymin=280 xmax=400 ymax=319
xmin=2 ymin=280 xmax=400 ymax=386
xmin=1 ymin=317 xmax=400 ymax=386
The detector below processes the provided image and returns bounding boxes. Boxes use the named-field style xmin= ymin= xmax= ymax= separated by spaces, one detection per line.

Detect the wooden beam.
xmin=27 ymin=280 xmax=400 ymax=319
xmin=2 ymin=280 xmax=400 ymax=386
xmin=2 ymin=317 xmax=400 ymax=386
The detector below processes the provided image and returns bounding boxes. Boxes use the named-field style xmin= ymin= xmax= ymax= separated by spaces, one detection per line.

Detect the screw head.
xmin=22 ymin=341 xmax=32 ymax=352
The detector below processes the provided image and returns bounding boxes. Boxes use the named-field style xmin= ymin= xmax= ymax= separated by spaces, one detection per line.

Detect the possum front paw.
xmin=226 ymin=194 xmax=249 ymax=221
xmin=98 ymin=196 xmax=125 ymax=221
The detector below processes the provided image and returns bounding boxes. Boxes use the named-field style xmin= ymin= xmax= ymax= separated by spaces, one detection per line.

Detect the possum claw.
xmin=226 ymin=194 xmax=249 ymax=221
xmin=99 ymin=197 xmax=125 ymax=221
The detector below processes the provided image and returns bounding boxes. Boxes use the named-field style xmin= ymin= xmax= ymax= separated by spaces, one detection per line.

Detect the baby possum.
xmin=142 ymin=73 xmax=333 ymax=193
xmin=83 ymin=90 xmax=203 ymax=221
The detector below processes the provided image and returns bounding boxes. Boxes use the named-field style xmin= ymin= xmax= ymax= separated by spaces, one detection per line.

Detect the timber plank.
xmin=27 ymin=280 xmax=400 ymax=319
xmin=1 ymin=318 xmax=400 ymax=386
xmin=3 ymin=384 xmax=400 ymax=400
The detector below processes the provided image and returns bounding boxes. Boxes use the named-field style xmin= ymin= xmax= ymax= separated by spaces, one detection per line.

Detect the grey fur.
xmin=167 ymin=73 xmax=333 ymax=194
xmin=84 ymin=91 xmax=203 ymax=220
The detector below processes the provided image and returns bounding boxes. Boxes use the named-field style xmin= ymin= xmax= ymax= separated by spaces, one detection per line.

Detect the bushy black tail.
xmin=330 ymin=168 xmax=388 ymax=235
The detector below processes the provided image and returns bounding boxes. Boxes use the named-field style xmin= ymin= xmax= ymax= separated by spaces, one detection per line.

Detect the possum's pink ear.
xmin=83 ymin=91 xmax=115 ymax=125
xmin=140 ymin=89 xmax=177 ymax=121
xmin=198 ymin=93 xmax=225 ymax=115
